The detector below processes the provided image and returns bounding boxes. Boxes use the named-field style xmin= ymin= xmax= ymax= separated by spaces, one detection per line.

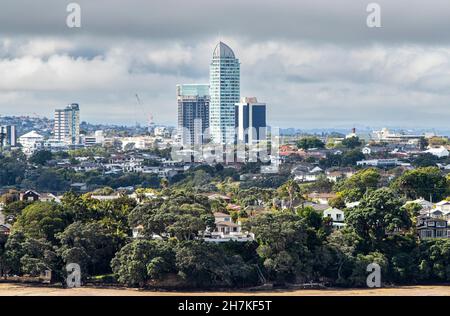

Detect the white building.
xmin=18 ymin=131 xmax=45 ymax=155
xmin=53 ymin=103 xmax=80 ymax=145
xmin=209 ymin=42 xmax=240 ymax=144
xmin=323 ymin=207 xmax=346 ymax=230
xmin=425 ymin=146 xmax=449 ymax=158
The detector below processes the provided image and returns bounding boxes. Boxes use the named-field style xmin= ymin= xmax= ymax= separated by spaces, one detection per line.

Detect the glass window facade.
xmin=209 ymin=42 xmax=240 ymax=144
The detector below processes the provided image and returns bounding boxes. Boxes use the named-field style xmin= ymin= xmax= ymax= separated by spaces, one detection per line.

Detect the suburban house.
xmin=19 ymin=190 xmax=40 ymax=202
xmin=213 ymin=212 xmax=241 ymax=235
xmin=424 ymin=146 xmax=449 ymax=158
xmin=356 ymin=158 xmax=401 ymax=168
xmin=325 ymin=168 xmax=356 ymax=182
xmin=292 ymin=165 xmax=323 ymax=182
xmin=404 ymin=198 xmax=433 ymax=213
xmin=70 ymin=183 xmax=88 ymax=192
xmin=417 ymin=215 xmax=450 ymax=239
xmin=39 ymin=193 xmax=60 ymax=203
xmin=205 ymin=212 xmax=254 ymax=243
xmin=435 ymin=200 xmax=450 ymax=213
xmin=307 ymin=192 xmax=337 ymax=205
xmin=204 ymin=193 xmax=231 ymax=202
xmin=323 ymin=207 xmax=346 ymax=230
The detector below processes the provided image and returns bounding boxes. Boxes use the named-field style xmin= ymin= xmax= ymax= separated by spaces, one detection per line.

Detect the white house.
xmin=323 ymin=207 xmax=346 ymax=230
xmin=213 ymin=212 xmax=240 ymax=235
xmin=425 ymin=146 xmax=449 ymax=158
xmin=404 ymin=198 xmax=433 ymax=213
xmin=435 ymin=200 xmax=450 ymax=213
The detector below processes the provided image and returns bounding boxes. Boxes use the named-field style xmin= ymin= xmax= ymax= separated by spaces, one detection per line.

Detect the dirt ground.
xmin=0 ymin=283 xmax=450 ymax=296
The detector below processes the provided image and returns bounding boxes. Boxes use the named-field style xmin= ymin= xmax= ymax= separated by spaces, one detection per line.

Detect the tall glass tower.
xmin=209 ymin=42 xmax=240 ymax=144
xmin=177 ymin=84 xmax=210 ymax=146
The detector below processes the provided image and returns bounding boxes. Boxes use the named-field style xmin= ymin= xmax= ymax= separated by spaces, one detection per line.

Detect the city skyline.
xmin=1 ymin=1 xmax=450 ymax=129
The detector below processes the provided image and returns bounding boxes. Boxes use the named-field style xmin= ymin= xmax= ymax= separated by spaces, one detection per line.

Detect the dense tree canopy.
xmin=296 ymin=137 xmax=325 ymax=150
xmin=392 ymin=167 xmax=449 ymax=202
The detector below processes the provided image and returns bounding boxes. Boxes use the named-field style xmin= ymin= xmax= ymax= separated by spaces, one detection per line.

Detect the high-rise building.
xmin=209 ymin=42 xmax=240 ymax=144
xmin=0 ymin=125 xmax=16 ymax=147
xmin=54 ymin=103 xmax=80 ymax=145
xmin=177 ymin=84 xmax=210 ymax=146
xmin=235 ymin=97 xmax=267 ymax=144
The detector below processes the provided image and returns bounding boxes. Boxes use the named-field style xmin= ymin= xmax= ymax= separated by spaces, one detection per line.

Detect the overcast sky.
xmin=1 ymin=0 xmax=450 ymax=129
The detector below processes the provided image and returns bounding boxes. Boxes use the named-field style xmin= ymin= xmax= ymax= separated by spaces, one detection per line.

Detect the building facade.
xmin=54 ymin=103 xmax=80 ymax=145
xmin=235 ymin=97 xmax=266 ymax=144
xmin=177 ymin=84 xmax=210 ymax=145
xmin=18 ymin=130 xmax=45 ymax=155
xmin=209 ymin=42 xmax=240 ymax=144
xmin=0 ymin=125 xmax=16 ymax=147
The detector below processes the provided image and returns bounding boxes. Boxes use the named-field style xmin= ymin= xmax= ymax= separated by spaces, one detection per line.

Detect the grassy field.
xmin=0 ymin=283 xmax=450 ymax=296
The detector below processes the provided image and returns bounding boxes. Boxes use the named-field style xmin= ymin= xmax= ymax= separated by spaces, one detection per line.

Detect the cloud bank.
xmin=0 ymin=0 xmax=449 ymax=129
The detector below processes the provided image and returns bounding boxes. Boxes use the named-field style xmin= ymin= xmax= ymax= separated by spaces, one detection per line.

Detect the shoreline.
xmin=0 ymin=283 xmax=450 ymax=296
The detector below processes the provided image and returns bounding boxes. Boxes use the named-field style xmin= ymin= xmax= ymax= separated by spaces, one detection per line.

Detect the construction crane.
xmin=135 ymin=93 xmax=155 ymax=132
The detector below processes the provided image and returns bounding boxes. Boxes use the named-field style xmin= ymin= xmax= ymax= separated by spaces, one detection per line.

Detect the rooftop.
xmin=213 ymin=41 xmax=235 ymax=59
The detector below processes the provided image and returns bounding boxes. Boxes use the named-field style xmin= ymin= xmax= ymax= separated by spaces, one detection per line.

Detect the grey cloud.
xmin=0 ymin=0 xmax=450 ymax=45
xmin=0 ymin=1 xmax=450 ymax=130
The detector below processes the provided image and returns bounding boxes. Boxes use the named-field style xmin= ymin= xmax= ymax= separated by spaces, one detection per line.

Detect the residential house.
xmin=70 ymin=183 xmax=88 ymax=192
xmin=356 ymin=158 xmax=401 ymax=168
xmin=19 ymin=190 xmax=40 ymax=202
xmin=404 ymin=198 xmax=433 ymax=214
xmin=206 ymin=212 xmax=254 ymax=242
xmin=435 ymin=200 xmax=450 ymax=213
xmin=307 ymin=192 xmax=337 ymax=205
xmin=417 ymin=215 xmax=450 ymax=239
xmin=292 ymin=165 xmax=323 ymax=182
xmin=425 ymin=146 xmax=449 ymax=158
xmin=323 ymin=207 xmax=346 ymax=230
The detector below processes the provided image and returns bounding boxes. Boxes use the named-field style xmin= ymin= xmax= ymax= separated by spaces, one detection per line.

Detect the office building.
xmin=18 ymin=130 xmax=45 ymax=155
xmin=0 ymin=125 xmax=16 ymax=147
xmin=177 ymin=84 xmax=210 ymax=145
xmin=235 ymin=97 xmax=267 ymax=144
xmin=54 ymin=103 xmax=80 ymax=145
xmin=209 ymin=42 xmax=240 ymax=144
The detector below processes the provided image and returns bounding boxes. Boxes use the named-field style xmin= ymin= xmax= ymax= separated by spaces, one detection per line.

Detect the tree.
xmin=29 ymin=150 xmax=53 ymax=165
xmin=342 ymin=136 xmax=362 ymax=149
xmin=335 ymin=168 xmax=380 ymax=202
xmin=3 ymin=231 xmax=61 ymax=281
xmin=34 ymin=169 xmax=69 ymax=192
xmin=128 ymin=191 xmax=215 ymax=240
xmin=245 ymin=212 xmax=314 ymax=284
xmin=111 ymin=240 xmax=176 ymax=287
xmin=14 ymin=202 xmax=69 ymax=242
xmin=296 ymin=137 xmax=325 ymax=150
xmin=277 ymin=179 xmax=305 ymax=210
xmin=416 ymin=239 xmax=450 ymax=282
xmin=56 ymin=221 xmax=126 ymax=277
xmin=345 ymin=188 xmax=412 ymax=252
xmin=175 ymin=241 xmax=258 ymax=288
xmin=0 ymin=154 xmax=26 ymax=186
xmin=1 ymin=200 xmax=31 ymax=223
xmin=411 ymin=153 xmax=440 ymax=167
xmin=392 ymin=167 xmax=449 ymax=202
xmin=341 ymin=149 xmax=365 ymax=167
